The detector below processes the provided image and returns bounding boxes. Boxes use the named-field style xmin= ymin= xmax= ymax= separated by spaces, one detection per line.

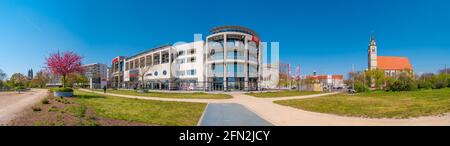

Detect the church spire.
xmin=370 ymin=32 xmax=376 ymax=46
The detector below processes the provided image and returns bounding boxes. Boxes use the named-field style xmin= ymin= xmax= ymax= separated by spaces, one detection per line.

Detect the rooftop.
xmin=378 ymin=56 xmax=413 ymax=70
xmin=210 ymin=26 xmax=259 ymax=38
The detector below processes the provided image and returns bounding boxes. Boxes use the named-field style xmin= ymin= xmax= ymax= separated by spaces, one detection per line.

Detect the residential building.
xmin=82 ymin=63 xmax=108 ymax=89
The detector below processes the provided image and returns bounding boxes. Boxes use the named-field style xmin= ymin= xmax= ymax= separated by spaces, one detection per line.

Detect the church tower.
xmin=368 ymin=33 xmax=377 ymax=70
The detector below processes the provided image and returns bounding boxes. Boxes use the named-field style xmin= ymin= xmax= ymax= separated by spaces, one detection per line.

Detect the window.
xmin=146 ymin=55 xmax=152 ymax=66
xmin=189 ymin=49 xmax=196 ymax=55
xmin=188 ymin=57 xmax=196 ymax=63
xmin=178 ymin=51 xmax=185 ymax=56
xmin=146 ymin=73 xmax=152 ymax=76
xmin=140 ymin=57 xmax=145 ymax=68
xmin=177 ymin=59 xmax=185 ymax=64
xmin=176 ymin=71 xmax=185 ymax=76
xmin=134 ymin=59 xmax=139 ymax=68
xmin=154 ymin=71 xmax=158 ymax=76
xmin=187 ymin=69 xmax=196 ymax=76
xmin=125 ymin=62 xmax=130 ymax=71
xmin=163 ymin=70 xmax=167 ymax=75
xmin=153 ymin=54 xmax=160 ymax=65
xmin=162 ymin=51 xmax=169 ymax=64
xmin=130 ymin=61 xmax=134 ymax=69
xmin=212 ymin=63 xmax=216 ymax=70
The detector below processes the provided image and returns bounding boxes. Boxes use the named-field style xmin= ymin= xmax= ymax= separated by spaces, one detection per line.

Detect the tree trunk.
xmin=62 ymin=75 xmax=66 ymax=88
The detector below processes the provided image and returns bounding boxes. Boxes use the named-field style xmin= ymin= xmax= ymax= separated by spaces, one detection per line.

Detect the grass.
xmin=73 ymin=90 xmax=207 ymax=126
xmin=275 ymin=88 xmax=450 ymax=119
xmin=95 ymin=89 xmax=232 ymax=99
xmin=246 ymin=90 xmax=323 ymax=98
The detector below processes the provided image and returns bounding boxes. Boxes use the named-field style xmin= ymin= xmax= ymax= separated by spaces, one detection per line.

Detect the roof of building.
xmin=126 ymin=44 xmax=172 ymax=60
xmin=210 ymin=26 xmax=259 ymax=38
xmin=377 ymin=56 xmax=413 ymax=70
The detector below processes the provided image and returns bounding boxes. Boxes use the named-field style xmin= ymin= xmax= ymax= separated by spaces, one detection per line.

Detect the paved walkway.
xmin=199 ymin=103 xmax=273 ymax=126
xmin=81 ymin=89 xmax=450 ymax=126
xmin=0 ymin=89 xmax=47 ymax=125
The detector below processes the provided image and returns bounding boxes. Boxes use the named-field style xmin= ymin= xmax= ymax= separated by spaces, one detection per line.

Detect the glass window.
xmin=187 ymin=69 xmax=196 ymax=76
xmin=154 ymin=71 xmax=158 ymax=76
xmin=146 ymin=55 xmax=152 ymax=66
xmin=163 ymin=70 xmax=167 ymax=75
xmin=189 ymin=49 xmax=196 ymax=55
xmin=177 ymin=59 xmax=185 ymax=64
xmin=188 ymin=57 xmax=196 ymax=63
xmin=162 ymin=52 xmax=169 ymax=64
xmin=140 ymin=57 xmax=145 ymax=68
xmin=153 ymin=54 xmax=160 ymax=65
xmin=178 ymin=51 xmax=185 ymax=56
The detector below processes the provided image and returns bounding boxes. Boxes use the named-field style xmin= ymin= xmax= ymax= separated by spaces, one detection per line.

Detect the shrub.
xmin=432 ymin=80 xmax=447 ymax=89
xmin=354 ymin=82 xmax=369 ymax=93
xmin=417 ymin=80 xmax=433 ymax=90
xmin=386 ymin=79 xmax=417 ymax=91
xmin=41 ymin=99 xmax=50 ymax=104
xmin=52 ymin=88 xmax=74 ymax=92
xmin=385 ymin=73 xmax=418 ymax=92
xmin=15 ymin=86 xmax=26 ymax=90
xmin=32 ymin=106 xmax=41 ymax=112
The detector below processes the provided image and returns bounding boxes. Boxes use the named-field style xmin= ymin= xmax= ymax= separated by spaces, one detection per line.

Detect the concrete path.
xmin=0 ymin=89 xmax=47 ymax=125
xmin=81 ymin=89 xmax=450 ymax=126
xmin=199 ymin=103 xmax=273 ymax=126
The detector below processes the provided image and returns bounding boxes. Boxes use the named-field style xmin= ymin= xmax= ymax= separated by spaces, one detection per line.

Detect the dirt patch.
xmin=10 ymin=92 xmax=154 ymax=126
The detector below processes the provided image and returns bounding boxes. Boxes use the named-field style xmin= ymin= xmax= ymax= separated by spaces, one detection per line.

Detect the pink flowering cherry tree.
xmin=46 ymin=51 xmax=84 ymax=88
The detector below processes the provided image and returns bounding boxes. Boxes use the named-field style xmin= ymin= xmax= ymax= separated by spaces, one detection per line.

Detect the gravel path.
xmin=0 ymin=89 xmax=48 ymax=125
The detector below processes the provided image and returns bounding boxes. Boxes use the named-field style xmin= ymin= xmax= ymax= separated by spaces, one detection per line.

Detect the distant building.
xmin=368 ymin=34 xmax=413 ymax=77
xmin=82 ymin=63 xmax=108 ymax=89
xmin=27 ymin=69 xmax=33 ymax=80
xmin=305 ymin=74 xmax=345 ymax=91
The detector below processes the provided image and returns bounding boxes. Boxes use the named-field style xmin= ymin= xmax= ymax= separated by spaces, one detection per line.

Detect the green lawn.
xmin=74 ymin=90 xmax=206 ymax=126
xmin=95 ymin=89 xmax=232 ymax=99
xmin=246 ymin=90 xmax=323 ymax=98
xmin=275 ymin=88 xmax=450 ymax=119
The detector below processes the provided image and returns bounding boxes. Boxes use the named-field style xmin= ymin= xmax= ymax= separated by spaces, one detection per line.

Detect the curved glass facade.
xmin=206 ymin=29 xmax=261 ymax=91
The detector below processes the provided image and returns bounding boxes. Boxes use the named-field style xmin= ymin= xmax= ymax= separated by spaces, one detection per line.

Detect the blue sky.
xmin=1 ymin=0 xmax=449 ymax=78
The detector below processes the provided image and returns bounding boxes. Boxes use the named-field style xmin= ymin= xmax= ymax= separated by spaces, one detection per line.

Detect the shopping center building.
xmin=111 ymin=26 xmax=263 ymax=91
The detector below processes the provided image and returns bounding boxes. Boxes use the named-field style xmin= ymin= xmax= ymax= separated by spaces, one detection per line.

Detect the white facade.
xmin=368 ymin=34 xmax=377 ymax=70
xmin=118 ymin=26 xmax=262 ymax=91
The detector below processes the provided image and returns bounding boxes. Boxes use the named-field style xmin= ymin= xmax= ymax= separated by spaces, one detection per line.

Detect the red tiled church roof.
xmin=378 ymin=56 xmax=413 ymax=70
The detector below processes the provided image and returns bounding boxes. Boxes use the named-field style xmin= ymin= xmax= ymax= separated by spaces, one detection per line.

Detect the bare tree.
xmin=33 ymin=70 xmax=50 ymax=88
xmin=138 ymin=66 xmax=151 ymax=89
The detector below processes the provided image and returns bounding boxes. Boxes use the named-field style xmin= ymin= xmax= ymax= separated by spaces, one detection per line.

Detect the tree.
xmin=10 ymin=73 xmax=29 ymax=87
xmin=365 ymin=69 xmax=385 ymax=88
xmin=45 ymin=51 xmax=84 ymax=88
xmin=31 ymin=70 xmax=50 ymax=88
xmin=138 ymin=66 xmax=151 ymax=89
xmin=66 ymin=73 xmax=88 ymax=88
